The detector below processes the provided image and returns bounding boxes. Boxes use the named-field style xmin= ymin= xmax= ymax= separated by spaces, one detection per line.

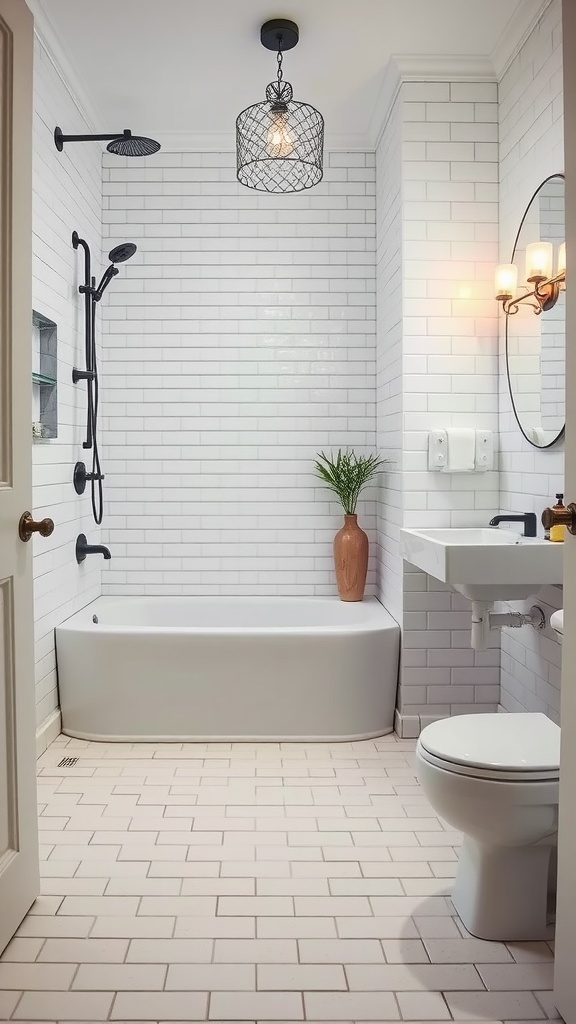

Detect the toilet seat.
xmin=417 ymin=713 xmax=560 ymax=783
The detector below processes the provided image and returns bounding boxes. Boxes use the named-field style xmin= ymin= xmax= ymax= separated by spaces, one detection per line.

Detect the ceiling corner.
xmin=491 ymin=0 xmax=555 ymax=79
xmin=26 ymin=0 xmax=102 ymax=130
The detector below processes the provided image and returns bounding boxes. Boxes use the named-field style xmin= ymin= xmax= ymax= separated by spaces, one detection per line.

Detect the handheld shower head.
xmin=109 ymin=242 xmax=137 ymax=264
xmin=106 ymin=131 xmax=160 ymax=157
xmin=94 ymin=241 xmax=137 ymax=300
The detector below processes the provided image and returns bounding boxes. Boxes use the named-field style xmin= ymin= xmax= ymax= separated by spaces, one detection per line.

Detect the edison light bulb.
xmin=525 ymin=241 xmax=553 ymax=282
xmin=266 ymin=110 xmax=296 ymax=158
xmin=495 ymin=263 xmax=518 ymax=300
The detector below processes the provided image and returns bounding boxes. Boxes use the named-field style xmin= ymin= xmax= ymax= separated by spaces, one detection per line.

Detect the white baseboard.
xmin=36 ymin=709 xmax=61 ymax=757
xmin=394 ymin=709 xmax=421 ymax=738
xmin=394 ymin=710 xmax=448 ymax=738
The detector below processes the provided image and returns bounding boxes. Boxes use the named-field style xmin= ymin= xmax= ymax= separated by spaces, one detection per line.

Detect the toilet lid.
xmin=418 ymin=713 xmax=560 ymax=776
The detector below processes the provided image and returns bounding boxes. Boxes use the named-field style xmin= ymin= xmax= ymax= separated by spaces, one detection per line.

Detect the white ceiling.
xmin=29 ymin=0 xmax=545 ymax=147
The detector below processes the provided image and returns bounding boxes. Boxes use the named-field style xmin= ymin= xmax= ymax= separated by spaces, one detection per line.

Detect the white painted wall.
xmin=32 ymin=36 xmax=102 ymax=742
xmin=100 ymin=151 xmax=377 ymax=596
xmin=498 ymin=0 xmax=564 ymax=722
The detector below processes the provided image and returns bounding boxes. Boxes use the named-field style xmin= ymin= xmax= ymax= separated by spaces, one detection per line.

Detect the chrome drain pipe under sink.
xmin=470 ymin=602 xmax=546 ymax=651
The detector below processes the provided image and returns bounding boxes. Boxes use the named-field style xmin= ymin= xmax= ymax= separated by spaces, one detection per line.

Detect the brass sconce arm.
xmin=498 ymin=269 xmax=566 ymax=316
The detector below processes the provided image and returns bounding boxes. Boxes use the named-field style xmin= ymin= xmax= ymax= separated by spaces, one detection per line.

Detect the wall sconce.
xmin=495 ymin=241 xmax=566 ymax=315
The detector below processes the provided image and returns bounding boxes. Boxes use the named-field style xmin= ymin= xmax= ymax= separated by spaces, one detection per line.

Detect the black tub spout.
xmin=76 ymin=533 xmax=112 ymax=563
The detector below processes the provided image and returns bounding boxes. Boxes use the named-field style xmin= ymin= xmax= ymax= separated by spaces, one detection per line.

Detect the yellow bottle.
xmin=550 ymin=493 xmax=566 ymax=542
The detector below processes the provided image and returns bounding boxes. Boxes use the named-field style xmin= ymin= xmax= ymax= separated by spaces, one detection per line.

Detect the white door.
xmin=0 ymin=0 xmax=39 ymax=955
xmin=554 ymin=2 xmax=576 ymax=1019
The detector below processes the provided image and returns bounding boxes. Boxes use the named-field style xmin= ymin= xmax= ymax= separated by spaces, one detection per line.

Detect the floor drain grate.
xmin=57 ymin=757 xmax=79 ymax=768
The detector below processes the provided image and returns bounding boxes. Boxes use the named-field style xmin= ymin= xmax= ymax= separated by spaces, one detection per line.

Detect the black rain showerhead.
xmin=106 ymin=132 xmax=160 ymax=157
xmin=54 ymin=127 xmax=161 ymax=158
xmin=109 ymin=242 xmax=137 ymax=264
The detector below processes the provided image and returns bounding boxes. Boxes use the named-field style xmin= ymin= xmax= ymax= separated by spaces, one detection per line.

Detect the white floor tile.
xmin=477 ymin=963 xmax=555 ymax=991
xmin=397 ymin=989 xmax=451 ymax=1019
xmin=111 ymin=991 xmax=208 ymax=1020
xmin=303 ymin=990 xmax=400 ymax=1020
xmin=208 ymin=991 xmax=303 ymax=1020
xmin=166 ymin=963 xmax=255 ymax=990
xmin=257 ymin=963 xmax=347 ymax=990
xmin=38 ymin=939 xmax=129 ymax=963
xmin=0 ymin=734 xmax=554 ymax=1024
xmin=213 ymin=939 xmax=298 ymax=963
xmin=298 ymin=938 xmax=385 ymax=963
xmin=13 ymin=991 xmax=114 ymax=1020
xmin=444 ymin=990 xmax=546 ymax=1020
xmin=345 ymin=963 xmax=484 ymax=991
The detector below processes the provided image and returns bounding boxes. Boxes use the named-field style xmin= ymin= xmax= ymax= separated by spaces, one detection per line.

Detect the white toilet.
xmin=416 ymin=713 xmax=560 ymax=941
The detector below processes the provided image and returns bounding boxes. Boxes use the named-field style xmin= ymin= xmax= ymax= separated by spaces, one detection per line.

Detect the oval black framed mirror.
xmin=505 ymin=172 xmax=565 ymax=449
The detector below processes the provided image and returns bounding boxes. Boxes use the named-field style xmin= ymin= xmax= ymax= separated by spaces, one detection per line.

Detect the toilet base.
xmin=452 ymin=837 xmax=556 ymax=941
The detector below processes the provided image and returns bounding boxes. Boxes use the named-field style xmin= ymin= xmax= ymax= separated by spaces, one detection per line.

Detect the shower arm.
xmin=55 ymin=128 xmax=134 ymax=149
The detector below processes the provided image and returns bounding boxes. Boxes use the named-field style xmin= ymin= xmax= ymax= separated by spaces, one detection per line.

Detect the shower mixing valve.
xmin=73 ymin=461 xmax=104 ymax=496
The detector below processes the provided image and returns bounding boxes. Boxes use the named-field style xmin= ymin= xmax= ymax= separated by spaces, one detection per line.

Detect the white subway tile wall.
xmin=100 ymin=152 xmax=377 ymax=596
xmin=376 ymin=75 xmax=501 ymax=733
xmin=32 ymin=39 xmax=103 ymax=740
xmin=498 ymin=0 xmax=564 ymax=721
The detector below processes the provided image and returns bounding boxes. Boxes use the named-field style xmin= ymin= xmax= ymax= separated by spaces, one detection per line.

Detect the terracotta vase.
xmin=333 ymin=513 xmax=369 ymax=602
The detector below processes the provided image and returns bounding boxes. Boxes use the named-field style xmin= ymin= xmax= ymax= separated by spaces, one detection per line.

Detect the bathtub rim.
xmin=55 ymin=595 xmax=399 ymax=637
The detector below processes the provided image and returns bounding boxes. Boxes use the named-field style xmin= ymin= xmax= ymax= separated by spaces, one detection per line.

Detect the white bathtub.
xmin=55 ymin=597 xmax=400 ymax=742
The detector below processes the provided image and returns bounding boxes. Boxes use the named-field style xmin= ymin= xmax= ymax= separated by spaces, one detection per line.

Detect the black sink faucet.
xmin=488 ymin=513 xmax=537 ymax=538
xmin=76 ymin=533 xmax=112 ymax=563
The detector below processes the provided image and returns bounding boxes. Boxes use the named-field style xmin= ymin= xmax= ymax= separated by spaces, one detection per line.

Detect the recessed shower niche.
xmin=32 ymin=310 xmax=58 ymax=440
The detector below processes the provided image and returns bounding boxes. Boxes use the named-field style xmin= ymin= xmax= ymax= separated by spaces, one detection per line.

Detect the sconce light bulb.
xmin=495 ymin=263 xmax=518 ymax=301
xmin=525 ymin=240 xmax=553 ymax=282
xmin=266 ymin=109 xmax=296 ymax=158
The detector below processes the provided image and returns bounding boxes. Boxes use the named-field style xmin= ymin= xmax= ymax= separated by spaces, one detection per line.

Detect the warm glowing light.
xmin=525 ymin=241 xmax=553 ymax=281
xmin=458 ymin=286 xmax=472 ymax=299
xmin=558 ymin=241 xmax=566 ymax=279
xmin=266 ymin=110 xmax=296 ymax=157
xmin=495 ymin=263 xmax=518 ymax=300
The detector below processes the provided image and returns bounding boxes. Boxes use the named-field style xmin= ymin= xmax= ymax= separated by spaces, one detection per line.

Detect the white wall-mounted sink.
xmin=400 ymin=527 xmax=563 ymax=602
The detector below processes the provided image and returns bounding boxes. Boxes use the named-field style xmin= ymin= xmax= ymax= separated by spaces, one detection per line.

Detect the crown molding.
xmin=491 ymin=0 xmax=554 ymax=79
xmin=26 ymin=0 xmax=101 ymax=131
xmin=142 ymin=130 xmax=371 ymax=153
xmin=368 ymin=54 xmax=497 ymax=150
xmin=392 ymin=54 xmax=496 ymax=82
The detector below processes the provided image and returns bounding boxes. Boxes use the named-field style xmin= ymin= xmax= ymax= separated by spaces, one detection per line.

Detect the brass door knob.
xmin=18 ymin=511 xmax=55 ymax=542
xmin=542 ymin=502 xmax=576 ymax=535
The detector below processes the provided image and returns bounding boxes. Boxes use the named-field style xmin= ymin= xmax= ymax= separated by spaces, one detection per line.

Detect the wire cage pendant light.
xmin=236 ymin=19 xmax=324 ymax=194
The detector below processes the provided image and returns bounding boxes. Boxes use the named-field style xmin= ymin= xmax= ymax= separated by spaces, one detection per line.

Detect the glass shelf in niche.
xmin=32 ymin=371 xmax=57 ymax=387
xmin=32 ymin=310 xmax=58 ymax=440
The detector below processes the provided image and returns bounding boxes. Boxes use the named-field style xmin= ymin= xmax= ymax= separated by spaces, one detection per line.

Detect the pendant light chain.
xmin=277 ymin=45 xmax=283 ymax=84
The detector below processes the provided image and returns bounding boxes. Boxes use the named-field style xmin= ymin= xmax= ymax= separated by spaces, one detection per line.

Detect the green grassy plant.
xmin=314 ymin=449 xmax=387 ymax=515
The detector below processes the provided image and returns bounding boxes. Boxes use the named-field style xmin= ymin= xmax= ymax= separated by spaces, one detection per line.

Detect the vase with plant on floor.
xmin=314 ymin=448 xmax=387 ymax=602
